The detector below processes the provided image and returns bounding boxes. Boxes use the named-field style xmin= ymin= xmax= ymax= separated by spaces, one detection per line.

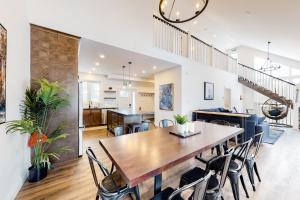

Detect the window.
xmin=82 ymin=81 xmax=101 ymax=108
xmin=119 ymin=90 xmax=129 ymax=98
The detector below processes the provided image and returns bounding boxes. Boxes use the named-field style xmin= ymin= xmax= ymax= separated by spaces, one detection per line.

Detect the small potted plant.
xmin=174 ymin=114 xmax=188 ymax=134
xmin=6 ymin=79 xmax=70 ymax=182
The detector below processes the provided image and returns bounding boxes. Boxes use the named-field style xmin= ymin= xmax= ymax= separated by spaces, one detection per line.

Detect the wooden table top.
xmin=193 ymin=110 xmax=252 ymax=118
xmin=99 ymin=121 xmax=244 ymax=187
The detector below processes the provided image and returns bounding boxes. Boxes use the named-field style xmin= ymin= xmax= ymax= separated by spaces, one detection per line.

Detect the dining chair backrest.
xmin=206 ymin=148 xmax=234 ymax=189
xmin=168 ymin=172 xmax=212 ymax=200
xmin=219 ymin=148 xmax=234 ymax=189
xmin=86 ymin=147 xmax=110 ymax=188
xmin=114 ymin=126 xmax=123 ymax=136
xmin=159 ymin=119 xmax=175 ymax=128
xmin=139 ymin=122 xmax=150 ymax=132
xmin=252 ymin=131 xmax=263 ymax=158
xmin=233 ymin=138 xmax=253 ymax=171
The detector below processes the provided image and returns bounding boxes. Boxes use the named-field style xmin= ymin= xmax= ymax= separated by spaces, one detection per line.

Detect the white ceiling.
xmin=154 ymin=0 xmax=300 ymax=61
xmin=79 ymin=38 xmax=178 ymax=80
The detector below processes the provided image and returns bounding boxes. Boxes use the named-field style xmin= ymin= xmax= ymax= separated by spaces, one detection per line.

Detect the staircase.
xmin=238 ymin=77 xmax=294 ymax=109
xmin=237 ymin=64 xmax=295 ymax=109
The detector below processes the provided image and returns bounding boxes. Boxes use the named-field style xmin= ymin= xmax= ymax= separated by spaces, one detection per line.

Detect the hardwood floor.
xmin=16 ymin=127 xmax=300 ymax=200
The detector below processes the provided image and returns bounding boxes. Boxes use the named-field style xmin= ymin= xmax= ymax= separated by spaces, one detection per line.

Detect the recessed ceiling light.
xmin=193 ymin=21 xmax=198 ymax=25
xmin=92 ymin=67 xmax=96 ymax=71
xmin=153 ymin=65 xmax=157 ymax=70
xmin=95 ymin=62 xmax=100 ymax=66
xmin=88 ymin=71 xmax=92 ymax=74
xmin=142 ymin=70 xmax=146 ymax=74
xmin=99 ymin=54 xmax=105 ymax=59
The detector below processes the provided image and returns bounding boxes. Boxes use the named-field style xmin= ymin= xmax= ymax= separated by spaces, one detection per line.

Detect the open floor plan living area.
xmin=1 ymin=0 xmax=300 ymax=200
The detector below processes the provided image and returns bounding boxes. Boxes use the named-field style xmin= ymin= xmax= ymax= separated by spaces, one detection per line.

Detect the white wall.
xmin=79 ymin=73 xmax=154 ymax=111
xmin=181 ymin=61 xmax=243 ymax=119
xmin=0 ymin=0 xmax=31 ymax=199
xmin=154 ymin=67 xmax=182 ymax=125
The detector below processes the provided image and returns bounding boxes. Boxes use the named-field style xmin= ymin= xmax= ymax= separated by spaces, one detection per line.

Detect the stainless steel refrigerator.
xmin=78 ymin=81 xmax=84 ymax=156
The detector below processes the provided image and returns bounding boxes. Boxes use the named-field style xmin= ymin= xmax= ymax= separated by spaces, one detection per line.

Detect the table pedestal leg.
xmin=154 ymin=173 xmax=162 ymax=195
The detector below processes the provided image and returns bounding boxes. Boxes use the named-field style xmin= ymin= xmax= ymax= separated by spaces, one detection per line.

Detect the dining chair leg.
xmin=240 ymin=175 xmax=249 ymax=198
xmin=134 ymin=186 xmax=140 ymax=200
xmin=154 ymin=173 xmax=162 ymax=195
xmin=254 ymin=162 xmax=261 ymax=182
xmin=228 ymin=173 xmax=240 ymax=200
xmin=245 ymin=160 xmax=255 ymax=191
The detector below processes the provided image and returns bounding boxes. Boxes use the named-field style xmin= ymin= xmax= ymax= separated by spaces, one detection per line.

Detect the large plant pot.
xmin=177 ymin=124 xmax=187 ymax=134
xmin=28 ymin=163 xmax=48 ymax=183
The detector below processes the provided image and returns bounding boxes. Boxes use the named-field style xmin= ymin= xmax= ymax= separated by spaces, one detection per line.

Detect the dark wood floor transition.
xmin=16 ymin=128 xmax=300 ymax=200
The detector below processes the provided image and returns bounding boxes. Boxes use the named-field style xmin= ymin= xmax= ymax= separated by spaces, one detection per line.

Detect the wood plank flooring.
xmin=16 ymin=128 xmax=300 ymax=200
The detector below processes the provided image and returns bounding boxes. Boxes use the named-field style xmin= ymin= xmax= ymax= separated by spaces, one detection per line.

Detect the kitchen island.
xmin=107 ymin=109 xmax=154 ymax=135
xmin=83 ymin=107 xmax=118 ymax=127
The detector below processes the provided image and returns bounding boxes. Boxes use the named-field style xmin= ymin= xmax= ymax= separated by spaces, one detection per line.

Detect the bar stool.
xmin=128 ymin=123 xmax=142 ymax=133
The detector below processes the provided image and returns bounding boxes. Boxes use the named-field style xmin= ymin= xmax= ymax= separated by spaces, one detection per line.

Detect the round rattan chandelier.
xmin=159 ymin=0 xmax=209 ymax=23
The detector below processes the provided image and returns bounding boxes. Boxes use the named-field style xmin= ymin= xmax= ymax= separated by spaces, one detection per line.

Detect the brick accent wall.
xmin=31 ymin=24 xmax=80 ymax=162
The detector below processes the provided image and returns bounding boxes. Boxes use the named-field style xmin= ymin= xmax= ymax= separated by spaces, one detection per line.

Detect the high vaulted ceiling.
xmin=154 ymin=0 xmax=300 ymax=61
xmin=79 ymin=38 xmax=178 ymax=79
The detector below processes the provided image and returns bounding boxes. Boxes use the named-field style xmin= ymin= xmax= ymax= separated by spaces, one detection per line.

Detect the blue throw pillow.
xmin=257 ymin=116 xmax=266 ymax=124
xmin=248 ymin=114 xmax=258 ymax=125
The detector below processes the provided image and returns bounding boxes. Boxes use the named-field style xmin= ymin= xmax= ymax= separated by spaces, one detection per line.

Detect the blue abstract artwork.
xmin=159 ymin=83 xmax=173 ymax=111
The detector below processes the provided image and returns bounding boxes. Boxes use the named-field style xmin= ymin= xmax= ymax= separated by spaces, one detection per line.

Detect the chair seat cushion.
xmin=180 ymin=167 xmax=219 ymax=190
xmin=101 ymin=171 xmax=127 ymax=193
xmin=209 ymin=158 xmax=239 ymax=172
xmin=151 ymin=187 xmax=183 ymax=200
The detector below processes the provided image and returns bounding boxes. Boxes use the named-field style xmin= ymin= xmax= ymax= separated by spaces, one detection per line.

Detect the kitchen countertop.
xmin=109 ymin=109 xmax=154 ymax=116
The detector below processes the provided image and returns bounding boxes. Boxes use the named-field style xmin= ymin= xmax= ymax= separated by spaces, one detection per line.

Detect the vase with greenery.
xmin=6 ymin=79 xmax=70 ymax=182
xmin=174 ymin=114 xmax=188 ymax=134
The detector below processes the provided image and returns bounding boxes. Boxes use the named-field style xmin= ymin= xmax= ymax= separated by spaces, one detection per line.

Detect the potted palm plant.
xmin=174 ymin=114 xmax=188 ymax=134
xmin=6 ymin=79 xmax=70 ymax=182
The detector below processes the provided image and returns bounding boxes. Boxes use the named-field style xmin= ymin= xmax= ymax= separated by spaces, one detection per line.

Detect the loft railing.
xmin=153 ymin=14 xmax=296 ymax=127
xmin=153 ymin=14 xmax=295 ymax=100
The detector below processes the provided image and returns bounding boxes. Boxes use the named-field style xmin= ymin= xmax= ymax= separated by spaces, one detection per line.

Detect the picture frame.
xmin=204 ymin=82 xmax=214 ymax=100
xmin=159 ymin=83 xmax=174 ymax=111
xmin=0 ymin=24 xmax=7 ymax=124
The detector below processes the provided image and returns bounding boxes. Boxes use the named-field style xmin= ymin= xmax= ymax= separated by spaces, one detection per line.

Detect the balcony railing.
xmin=153 ymin=14 xmax=296 ymax=127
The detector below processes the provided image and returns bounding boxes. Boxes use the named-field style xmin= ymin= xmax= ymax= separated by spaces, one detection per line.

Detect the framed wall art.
xmin=204 ymin=82 xmax=214 ymax=100
xmin=159 ymin=83 xmax=173 ymax=111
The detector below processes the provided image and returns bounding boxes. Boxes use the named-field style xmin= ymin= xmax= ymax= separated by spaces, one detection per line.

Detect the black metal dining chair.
xmin=159 ymin=119 xmax=175 ymax=128
xmin=180 ymin=149 xmax=234 ymax=200
xmin=86 ymin=147 xmax=140 ymax=200
xmin=237 ymin=131 xmax=263 ymax=191
xmin=151 ymin=172 xmax=212 ymax=200
xmin=208 ymin=138 xmax=253 ymax=200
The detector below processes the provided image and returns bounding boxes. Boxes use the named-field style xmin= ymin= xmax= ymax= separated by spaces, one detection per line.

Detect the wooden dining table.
xmin=99 ymin=121 xmax=244 ymax=195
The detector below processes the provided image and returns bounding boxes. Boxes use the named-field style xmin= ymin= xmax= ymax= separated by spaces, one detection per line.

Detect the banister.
xmin=190 ymin=35 xmax=212 ymax=47
xmin=153 ymin=15 xmax=295 ymax=87
xmin=238 ymin=63 xmax=295 ymax=86
xmin=153 ymin=15 xmax=188 ymax=34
